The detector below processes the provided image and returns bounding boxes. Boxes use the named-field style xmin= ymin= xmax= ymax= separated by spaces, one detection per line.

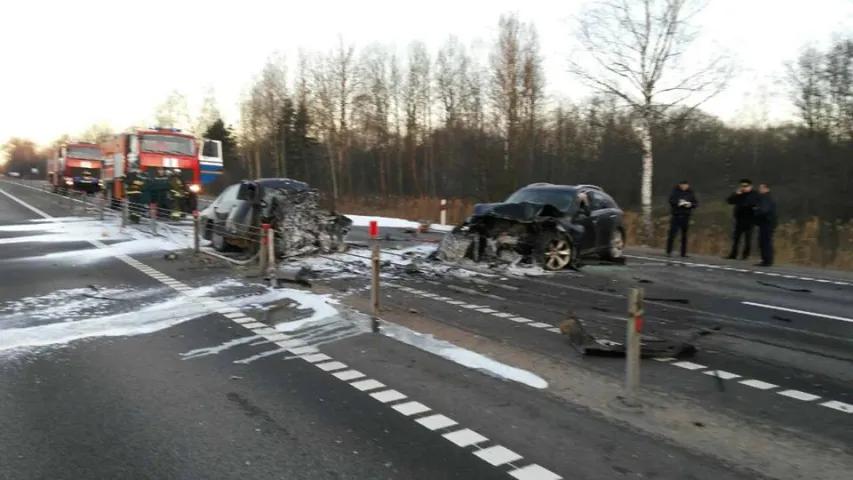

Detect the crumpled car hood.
xmin=470 ymin=201 xmax=562 ymax=223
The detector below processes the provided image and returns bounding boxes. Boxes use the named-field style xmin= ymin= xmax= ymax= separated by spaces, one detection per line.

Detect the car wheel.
xmin=537 ymin=232 xmax=573 ymax=270
xmin=601 ymin=228 xmax=625 ymax=261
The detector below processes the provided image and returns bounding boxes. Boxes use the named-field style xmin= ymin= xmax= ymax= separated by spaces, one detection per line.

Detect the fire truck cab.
xmin=48 ymin=142 xmax=104 ymax=195
xmin=101 ymin=126 xmax=203 ymax=211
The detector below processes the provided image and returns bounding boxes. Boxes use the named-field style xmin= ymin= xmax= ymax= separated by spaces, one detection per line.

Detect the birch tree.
xmin=567 ymin=0 xmax=730 ymax=242
xmin=194 ymin=86 xmax=222 ymax=137
xmin=153 ymin=89 xmax=192 ymax=130
xmin=258 ymin=53 xmax=289 ymax=176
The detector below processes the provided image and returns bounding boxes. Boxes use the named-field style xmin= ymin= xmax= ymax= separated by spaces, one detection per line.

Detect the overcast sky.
xmin=1 ymin=0 xmax=851 ymax=145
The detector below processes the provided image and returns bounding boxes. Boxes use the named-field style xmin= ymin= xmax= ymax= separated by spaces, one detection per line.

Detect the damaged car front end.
xmin=433 ymin=183 xmax=626 ymax=270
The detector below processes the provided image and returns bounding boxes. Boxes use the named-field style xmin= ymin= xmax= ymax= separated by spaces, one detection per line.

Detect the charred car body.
xmin=434 ymin=183 xmax=626 ymax=270
xmin=199 ymin=178 xmax=352 ymax=256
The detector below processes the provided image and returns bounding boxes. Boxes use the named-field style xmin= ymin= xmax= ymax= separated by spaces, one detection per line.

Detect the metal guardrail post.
xmin=259 ymin=223 xmax=270 ymax=277
xmin=370 ymin=220 xmax=380 ymax=333
xmin=99 ymin=192 xmax=105 ymax=221
xmin=149 ymin=202 xmax=157 ymax=234
xmin=192 ymin=210 xmax=200 ymax=253
xmin=121 ymin=198 xmax=129 ymax=228
xmin=267 ymin=226 xmax=277 ymax=288
xmin=625 ymin=287 xmax=644 ymax=405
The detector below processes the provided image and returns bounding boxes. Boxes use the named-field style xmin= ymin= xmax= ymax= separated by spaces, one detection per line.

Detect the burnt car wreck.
xmin=433 ymin=183 xmax=627 ymax=271
xmin=200 ymin=178 xmax=352 ymax=258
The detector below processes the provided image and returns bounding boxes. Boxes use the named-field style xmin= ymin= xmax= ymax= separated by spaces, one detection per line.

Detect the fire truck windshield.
xmin=140 ymin=134 xmax=196 ymax=156
xmin=66 ymin=146 xmax=102 ymax=160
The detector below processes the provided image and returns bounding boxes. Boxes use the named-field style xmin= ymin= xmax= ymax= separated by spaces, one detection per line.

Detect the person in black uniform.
xmin=666 ymin=180 xmax=698 ymax=257
xmin=726 ymin=178 xmax=760 ymax=260
xmin=755 ymin=183 xmax=777 ymax=267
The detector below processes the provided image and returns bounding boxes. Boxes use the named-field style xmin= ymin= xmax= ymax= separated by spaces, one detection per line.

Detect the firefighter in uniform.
xmin=169 ymin=169 xmax=186 ymax=220
xmin=124 ymin=170 xmax=148 ymax=223
xmin=150 ymin=168 xmax=171 ymax=218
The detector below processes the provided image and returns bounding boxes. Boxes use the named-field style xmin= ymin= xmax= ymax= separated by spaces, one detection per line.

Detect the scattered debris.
xmin=559 ymin=316 xmax=699 ymax=358
xmin=757 ymin=280 xmax=812 ymax=293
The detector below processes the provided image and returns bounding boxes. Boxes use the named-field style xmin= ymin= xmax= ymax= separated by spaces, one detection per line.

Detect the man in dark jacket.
xmin=666 ymin=180 xmax=698 ymax=257
xmin=726 ymin=178 xmax=760 ymax=260
xmin=755 ymin=183 xmax=777 ymax=267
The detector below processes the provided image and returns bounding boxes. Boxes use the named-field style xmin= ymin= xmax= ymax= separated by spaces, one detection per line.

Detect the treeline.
xmin=230 ymin=16 xmax=853 ymax=223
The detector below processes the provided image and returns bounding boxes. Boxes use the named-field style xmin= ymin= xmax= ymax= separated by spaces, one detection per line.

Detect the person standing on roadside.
xmin=755 ymin=183 xmax=777 ymax=267
xmin=726 ymin=178 xmax=760 ymax=260
xmin=666 ymin=180 xmax=698 ymax=257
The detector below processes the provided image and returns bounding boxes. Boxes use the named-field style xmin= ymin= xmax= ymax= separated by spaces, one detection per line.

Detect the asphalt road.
xmin=0 ymin=180 xmax=764 ymax=480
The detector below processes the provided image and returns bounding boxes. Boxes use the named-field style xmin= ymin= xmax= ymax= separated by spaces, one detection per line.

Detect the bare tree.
xmin=435 ymin=35 xmax=471 ymax=191
xmin=258 ymin=52 xmax=289 ymax=176
xmin=359 ymin=43 xmax=393 ymax=194
xmin=490 ymin=13 xmax=523 ymax=182
xmin=78 ymin=122 xmax=115 ymax=143
xmin=154 ymin=89 xmax=192 ymax=130
xmin=194 ymin=85 xmax=222 ymax=136
xmin=238 ymin=81 xmax=265 ymax=178
xmin=567 ymin=0 xmax=730 ymax=242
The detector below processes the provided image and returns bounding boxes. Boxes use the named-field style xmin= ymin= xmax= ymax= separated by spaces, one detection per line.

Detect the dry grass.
xmin=338 ymin=195 xmax=853 ymax=270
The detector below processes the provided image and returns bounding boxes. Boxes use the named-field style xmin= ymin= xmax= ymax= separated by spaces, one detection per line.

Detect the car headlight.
xmin=189 ymin=184 xmax=201 ymax=193
xmin=65 ymin=179 xmax=73 ymax=186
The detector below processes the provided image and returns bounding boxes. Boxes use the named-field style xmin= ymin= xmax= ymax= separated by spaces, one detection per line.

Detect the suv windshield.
xmin=67 ymin=146 xmax=102 ymax=160
xmin=504 ymin=187 xmax=575 ymax=211
xmin=140 ymin=134 xmax=196 ymax=156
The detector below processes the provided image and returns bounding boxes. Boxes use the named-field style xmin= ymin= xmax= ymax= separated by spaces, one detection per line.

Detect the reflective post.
xmin=440 ymin=198 xmax=447 ymax=225
xmin=370 ymin=220 xmax=380 ymax=333
xmin=625 ymin=287 xmax=644 ymax=405
xmin=149 ymin=202 xmax=157 ymax=234
xmin=267 ymin=226 xmax=277 ymax=288
xmin=259 ymin=223 xmax=270 ymax=276
xmin=192 ymin=210 xmax=200 ymax=253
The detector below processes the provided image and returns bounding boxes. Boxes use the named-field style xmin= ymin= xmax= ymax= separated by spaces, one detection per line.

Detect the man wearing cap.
xmin=666 ymin=180 xmax=698 ymax=257
xmin=726 ymin=178 xmax=760 ymax=260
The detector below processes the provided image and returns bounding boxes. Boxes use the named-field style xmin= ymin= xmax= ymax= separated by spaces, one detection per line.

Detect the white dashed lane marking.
xmin=386 ymin=281 xmax=853 ymax=417
xmin=625 ymin=254 xmax=853 ymax=287
xmin=0 ymin=186 xmax=564 ymax=480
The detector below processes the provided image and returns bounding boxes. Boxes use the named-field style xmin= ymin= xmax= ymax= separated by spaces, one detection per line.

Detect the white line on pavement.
xmin=742 ymin=301 xmax=853 ymax=324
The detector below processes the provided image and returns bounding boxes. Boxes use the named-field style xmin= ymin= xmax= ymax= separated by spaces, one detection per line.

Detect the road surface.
xmin=0 ymin=181 xmax=762 ymax=480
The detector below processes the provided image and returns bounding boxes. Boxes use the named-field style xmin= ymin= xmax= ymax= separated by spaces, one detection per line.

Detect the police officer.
xmin=168 ymin=169 xmax=186 ymax=220
xmin=755 ymin=183 xmax=777 ymax=267
xmin=726 ymin=178 xmax=760 ymax=260
xmin=666 ymin=180 xmax=698 ymax=257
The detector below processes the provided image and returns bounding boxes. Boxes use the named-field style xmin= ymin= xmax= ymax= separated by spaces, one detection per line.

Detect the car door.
xmin=587 ymin=191 xmax=613 ymax=249
xmin=575 ymin=190 xmax=599 ymax=253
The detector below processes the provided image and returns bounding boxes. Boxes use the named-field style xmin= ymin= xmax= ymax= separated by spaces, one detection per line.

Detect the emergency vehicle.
xmin=47 ymin=141 xmax=104 ymax=194
xmin=101 ymin=126 xmax=206 ymax=210
xmin=198 ymin=138 xmax=223 ymax=186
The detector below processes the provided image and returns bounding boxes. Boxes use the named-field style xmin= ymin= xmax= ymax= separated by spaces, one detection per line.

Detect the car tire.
xmin=600 ymin=228 xmax=625 ymax=262
xmin=536 ymin=231 xmax=574 ymax=271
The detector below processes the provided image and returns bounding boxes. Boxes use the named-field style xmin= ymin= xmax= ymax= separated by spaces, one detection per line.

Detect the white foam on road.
xmin=381 ymin=321 xmax=548 ymax=389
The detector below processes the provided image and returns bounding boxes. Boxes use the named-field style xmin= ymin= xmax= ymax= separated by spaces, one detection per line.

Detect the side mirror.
xmin=236 ymin=180 xmax=264 ymax=202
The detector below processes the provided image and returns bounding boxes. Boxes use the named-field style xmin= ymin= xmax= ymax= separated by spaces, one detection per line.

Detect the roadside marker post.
xmin=370 ymin=220 xmax=381 ymax=333
xmin=149 ymin=202 xmax=157 ymax=234
xmin=625 ymin=287 xmax=644 ymax=405
xmin=440 ymin=199 xmax=448 ymax=225
xmin=259 ymin=223 xmax=270 ymax=278
xmin=121 ymin=197 xmax=129 ymax=228
xmin=266 ymin=225 xmax=277 ymax=288
xmin=192 ymin=210 xmax=200 ymax=253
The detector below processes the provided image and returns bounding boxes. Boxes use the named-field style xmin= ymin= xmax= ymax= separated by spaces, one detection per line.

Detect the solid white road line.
xmin=742 ymin=301 xmax=853 ymax=324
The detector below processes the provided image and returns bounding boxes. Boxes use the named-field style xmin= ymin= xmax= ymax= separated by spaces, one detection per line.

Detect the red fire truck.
xmin=101 ymin=126 xmax=202 ymax=210
xmin=48 ymin=142 xmax=104 ymax=194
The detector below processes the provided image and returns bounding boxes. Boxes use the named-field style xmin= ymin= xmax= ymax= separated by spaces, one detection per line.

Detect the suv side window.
xmin=587 ymin=191 xmax=606 ymax=211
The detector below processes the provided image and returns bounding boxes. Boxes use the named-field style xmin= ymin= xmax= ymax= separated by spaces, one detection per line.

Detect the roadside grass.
xmin=337 ymin=195 xmax=853 ymax=270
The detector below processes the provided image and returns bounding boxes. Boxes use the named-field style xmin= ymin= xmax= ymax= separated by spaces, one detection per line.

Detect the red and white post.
xmin=192 ymin=210 xmax=200 ymax=253
xmin=260 ymin=223 xmax=270 ymax=279
xmin=625 ymin=287 xmax=644 ymax=404
xmin=370 ymin=220 xmax=380 ymax=333
xmin=440 ymin=199 xmax=448 ymax=225
xmin=149 ymin=202 xmax=158 ymax=234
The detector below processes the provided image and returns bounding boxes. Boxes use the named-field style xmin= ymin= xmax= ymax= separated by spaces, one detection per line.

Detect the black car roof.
xmin=255 ymin=178 xmax=312 ymax=191
xmin=517 ymin=185 xmax=579 ymax=193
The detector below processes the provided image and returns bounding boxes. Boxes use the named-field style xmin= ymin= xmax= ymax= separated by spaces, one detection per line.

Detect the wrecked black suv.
xmin=435 ymin=183 xmax=626 ymax=270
